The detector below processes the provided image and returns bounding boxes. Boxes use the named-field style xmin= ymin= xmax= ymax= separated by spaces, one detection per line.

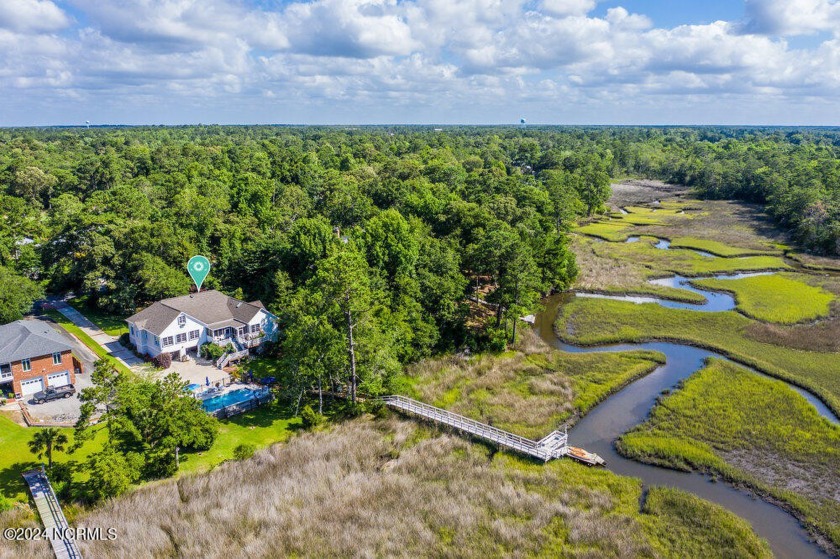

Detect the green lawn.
xmin=177 ymin=401 xmax=301 ymax=475
xmin=692 ymin=273 xmax=835 ymax=323
xmin=556 ymin=297 xmax=840 ymax=416
xmin=67 ymin=297 xmax=128 ymax=337
xmin=669 ymin=236 xmax=780 ymax=257
xmin=0 ymin=413 xmax=106 ymax=501
xmin=0 ymin=401 xmax=301 ymax=501
xmin=399 ymin=346 xmax=665 ymax=438
xmin=43 ymin=309 xmax=133 ymax=376
xmin=618 ymin=360 xmax=840 ymax=550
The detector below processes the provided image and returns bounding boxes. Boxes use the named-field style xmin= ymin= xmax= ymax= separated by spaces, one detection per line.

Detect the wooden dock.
xmin=22 ymin=468 xmax=82 ymax=559
xmin=382 ymin=395 xmax=569 ymax=461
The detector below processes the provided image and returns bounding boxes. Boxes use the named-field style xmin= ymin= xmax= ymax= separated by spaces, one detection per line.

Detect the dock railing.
xmin=382 ymin=395 xmax=568 ymax=461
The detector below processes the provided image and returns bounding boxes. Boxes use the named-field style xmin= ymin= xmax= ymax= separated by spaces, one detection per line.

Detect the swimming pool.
xmin=201 ymin=388 xmax=268 ymax=413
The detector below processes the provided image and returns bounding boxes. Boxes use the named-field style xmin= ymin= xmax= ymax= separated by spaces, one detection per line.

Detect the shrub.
xmin=233 ymin=443 xmax=256 ymax=461
xmin=152 ymin=353 xmax=172 ymax=369
xmin=118 ymin=332 xmax=132 ymax=349
xmin=200 ymin=343 xmax=225 ymax=360
xmin=300 ymin=405 xmax=326 ymax=429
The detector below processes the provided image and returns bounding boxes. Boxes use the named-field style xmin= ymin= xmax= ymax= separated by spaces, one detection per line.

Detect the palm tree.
xmin=28 ymin=428 xmax=68 ymax=471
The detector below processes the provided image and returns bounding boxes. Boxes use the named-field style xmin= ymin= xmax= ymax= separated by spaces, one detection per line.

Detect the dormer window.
xmin=178 ymin=315 xmax=186 ymax=327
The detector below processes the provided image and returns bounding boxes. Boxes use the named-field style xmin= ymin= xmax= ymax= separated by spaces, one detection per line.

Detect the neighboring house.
xmin=126 ymin=290 xmax=278 ymax=360
xmin=0 ymin=320 xmax=81 ymax=398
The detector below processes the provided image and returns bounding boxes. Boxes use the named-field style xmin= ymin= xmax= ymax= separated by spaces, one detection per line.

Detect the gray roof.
xmin=126 ymin=290 xmax=267 ymax=336
xmin=0 ymin=320 xmax=73 ymax=364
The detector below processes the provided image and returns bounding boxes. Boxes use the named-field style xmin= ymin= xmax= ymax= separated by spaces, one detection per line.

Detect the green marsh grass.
xmin=669 ymin=236 xmax=781 ymax=257
xmin=692 ymin=273 xmax=834 ymax=323
xmin=619 ymin=360 xmax=840 ymax=552
xmin=400 ymin=339 xmax=664 ymax=438
xmin=556 ymin=297 xmax=840 ymax=415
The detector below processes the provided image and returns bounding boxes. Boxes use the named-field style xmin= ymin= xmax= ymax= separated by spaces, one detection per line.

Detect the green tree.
xmin=28 ymin=428 xmax=68 ymax=471
xmin=0 ymin=266 xmax=43 ymax=322
xmin=85 ymin=445 xmax=142 ymax=501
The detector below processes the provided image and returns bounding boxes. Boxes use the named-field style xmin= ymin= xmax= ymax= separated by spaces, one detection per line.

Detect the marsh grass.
xmin=619 ymin=360 xmax=840 ymax=552
xmin=589 ymin=236 xmax=789 ymax=276
xmin=20 ymin=417 xmax=770 ymax=559
xmin=669 ymin=237 xmax=781 ymax=257
xmin=692 ymin=273 xmax=835 ymax=323
xmin=571 ymin=235 xmax=706 ymax=303
xmin=556 ymin=297 xmax=840 ymax=415
xmin=400 ymin=334 xmax=664 ymax=438
xmin=575 ymin=221 xmax=634 ymax=241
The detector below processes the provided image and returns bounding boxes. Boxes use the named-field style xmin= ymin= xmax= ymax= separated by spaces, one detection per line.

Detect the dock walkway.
xmin=382 ymin=395 xmax=569 ymax=461
xmin=22 ymin=468 xmax=82 ymax=559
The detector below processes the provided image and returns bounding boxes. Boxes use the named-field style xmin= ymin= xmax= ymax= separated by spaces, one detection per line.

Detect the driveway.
xmin=49 ymin=300 xmax=145 ymax=368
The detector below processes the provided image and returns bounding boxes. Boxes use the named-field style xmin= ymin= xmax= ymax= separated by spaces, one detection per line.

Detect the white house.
xmin=126 ymin=290 xmax=278 ymax=360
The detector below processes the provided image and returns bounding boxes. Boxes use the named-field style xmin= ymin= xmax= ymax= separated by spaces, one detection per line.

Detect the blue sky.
xmin=1 ymin=0 xmax=839 ymax=126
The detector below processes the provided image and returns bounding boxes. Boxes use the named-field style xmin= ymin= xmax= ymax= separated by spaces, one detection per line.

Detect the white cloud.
xmin=742 ymin=0 xmax=840 ymax=36
xmin=540 ymin=0 xmax=598 ymax=18
xmin=2 ymin=0 xmax=840 ymax=124
xmin=0 ymin=0 xmax=68 ymax=32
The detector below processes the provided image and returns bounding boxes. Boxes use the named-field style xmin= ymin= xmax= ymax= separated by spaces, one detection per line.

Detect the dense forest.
xmin=0 ymin=125 xmax=838 ymax=400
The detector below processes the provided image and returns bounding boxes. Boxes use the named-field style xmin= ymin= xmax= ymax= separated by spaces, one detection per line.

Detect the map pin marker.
xmin=187 ymin=255 xmax=211 ymax=293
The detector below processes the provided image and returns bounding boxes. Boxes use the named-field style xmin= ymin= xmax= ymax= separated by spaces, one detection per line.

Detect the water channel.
xmin=533 ymin=238 xmax=838 ymax=558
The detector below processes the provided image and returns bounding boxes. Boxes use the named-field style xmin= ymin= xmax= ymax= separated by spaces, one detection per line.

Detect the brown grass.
xmin=62 ymin=419 xmax=661 ymax=559
xmin=30 ymin=417 xmax=767 ymax=559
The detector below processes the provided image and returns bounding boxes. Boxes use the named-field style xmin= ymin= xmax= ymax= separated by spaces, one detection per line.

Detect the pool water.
xmin=201 ymin=388 xmax=265 ymax=413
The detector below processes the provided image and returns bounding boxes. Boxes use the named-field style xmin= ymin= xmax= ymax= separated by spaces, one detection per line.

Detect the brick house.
xmin=0 ymin=320 xmax=81 ymax=398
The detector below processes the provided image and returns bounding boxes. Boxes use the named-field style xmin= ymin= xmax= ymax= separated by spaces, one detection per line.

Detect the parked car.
xmin=31 ymin=385 xmax=75 ymax=404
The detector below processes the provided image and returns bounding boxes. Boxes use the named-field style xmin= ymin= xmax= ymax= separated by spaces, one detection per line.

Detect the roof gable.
xmin=126 ymin=290 xmax=268 ymax=336
xmin=0 ymin=320 xmax=72 ymax=364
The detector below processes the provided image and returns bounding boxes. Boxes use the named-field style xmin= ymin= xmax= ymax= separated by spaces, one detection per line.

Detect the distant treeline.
xmin=614 ymin=127 xmax=840 ymax=254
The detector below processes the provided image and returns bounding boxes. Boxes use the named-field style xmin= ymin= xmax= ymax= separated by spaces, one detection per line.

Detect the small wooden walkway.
xmin=382 ymin=395 xmax=569 ymax=461
xmin=22 ymin=468 xmax=82 ymax=559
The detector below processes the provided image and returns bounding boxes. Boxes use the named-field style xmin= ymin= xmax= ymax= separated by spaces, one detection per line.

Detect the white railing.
xmin=216 ymin=349 xmax=249 ymax=369
xmin=382 ymin=395 xmax=568 ymax=461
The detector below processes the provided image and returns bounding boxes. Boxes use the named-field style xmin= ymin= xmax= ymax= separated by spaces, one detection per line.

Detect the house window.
xmin=154 ymin=336 xmax=159 ymax=347
xmin=250 ymin=324 xmax=260 ymax=334
xmin=162 ymin=336 xmax=174 ymax=347
xmin=178 ymin=315 xmax=186 ymax=326
xmin=142 ymin=330 xmax=148 ymax=341
xmin=213 ymin=329 xmax=225 ymax=338
xmin=130 ymin=325 xmax=134 ymax=335
xmin=53 ymin=352 xmax=62 ymax=365
xmin=21 ymin=358 xmax=31 ymax=372
xmin=0 ymin=364 xmax=11 ymax=379
xmin=176 ymin=333 xmax=187 ymax=343
xmin=188 ymin=330 xmax=200 ymax=340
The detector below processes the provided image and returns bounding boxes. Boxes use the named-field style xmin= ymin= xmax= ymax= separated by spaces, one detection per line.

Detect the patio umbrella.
xmin=206 ymin=376 xmax=210 ymax=386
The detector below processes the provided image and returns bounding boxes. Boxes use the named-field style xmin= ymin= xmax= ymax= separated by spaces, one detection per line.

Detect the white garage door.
xmin=48 ymin=371 xmax=70 ymax=387
xmin=20 ymin=377 xmax=44 ymax=396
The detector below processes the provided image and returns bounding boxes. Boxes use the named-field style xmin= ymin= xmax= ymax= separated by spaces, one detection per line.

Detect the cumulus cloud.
xmin=2 ymin=0 xmax=839 ymax=124
xmin=742 ymin=0 xmax=840 ymax=36
xmin=0 ymin=0 xmax=68 ymax=32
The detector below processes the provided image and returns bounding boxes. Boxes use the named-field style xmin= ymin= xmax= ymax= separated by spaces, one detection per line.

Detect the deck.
xmin=22 ymin=468 xmax=82 ymax=559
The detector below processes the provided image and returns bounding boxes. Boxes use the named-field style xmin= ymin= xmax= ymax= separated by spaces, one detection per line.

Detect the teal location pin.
xmin=187 ymin=255 xmax=211 ymax=292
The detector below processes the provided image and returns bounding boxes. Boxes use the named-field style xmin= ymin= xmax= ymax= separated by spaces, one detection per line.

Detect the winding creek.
xmin=534 ymin=236 xmax=839 ymax=558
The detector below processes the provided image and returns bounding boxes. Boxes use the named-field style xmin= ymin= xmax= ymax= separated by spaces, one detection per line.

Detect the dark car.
xmin=31 ymin=385 xmax=75 ymax=404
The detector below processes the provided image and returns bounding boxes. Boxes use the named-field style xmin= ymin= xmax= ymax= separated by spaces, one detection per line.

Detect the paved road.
xmin=50 ymin=301 xmax=144 ymax=368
